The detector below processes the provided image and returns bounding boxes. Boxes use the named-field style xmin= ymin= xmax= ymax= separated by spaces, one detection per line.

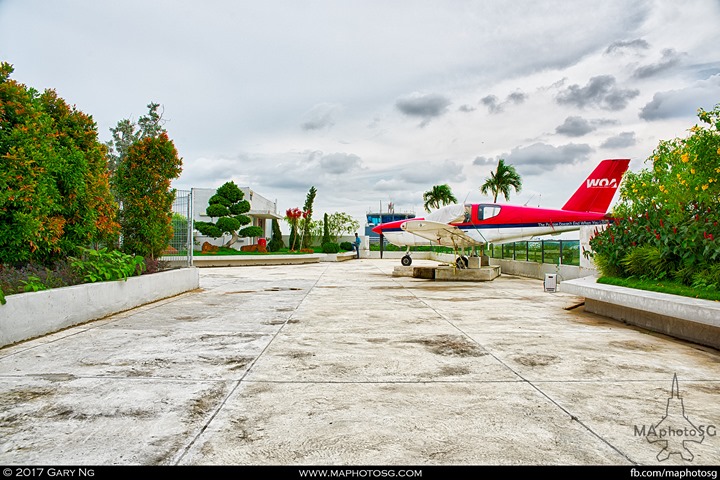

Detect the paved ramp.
xmin=1 ymin=260 xmax=719 ymax=465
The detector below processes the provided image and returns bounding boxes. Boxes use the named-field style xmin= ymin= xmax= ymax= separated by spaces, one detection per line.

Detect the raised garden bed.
xmin=0 ymin=267 xmax=199 ymax=347
xmin=561 ymin=276 xmax=720 ymax=350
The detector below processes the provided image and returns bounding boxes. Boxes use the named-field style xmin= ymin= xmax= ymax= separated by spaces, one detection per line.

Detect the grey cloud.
xmin=319 ymin=152 xmax=362 ymax=174
xmin=395 ymin=93 xmax=451 ymax=125
xmin=556 ymin=75 xmax=639 ymax=110
xmin=301 ymin=103 xmax=339 ymax=131
xmin=481 ymin=91 xmax=527 ymax=113
xmin=634 ymin=48 xmax=685 ymax=79
xmin=481 ymin=95 xmax=501 ymax=113
xmin=555 ymin=116 xmax=596 ymax=137
xmin=398 ymin=159 xmax=464 ymax=184
xmin=473 ymin=156 xmax=493 ymax=166
xmin=605 ymin=38 xmax=650 ymax=54
xmin=458 ymin=104 xmax=476 ymax=112
xmin=639 ymin=75 xmax=720 ymax=120
xmin=501 ymin=142 xmax=594 ymax=175
xmin=600 ymin=132 xmax=637 ymax=149
xmin=507 ymin=92 xmax=527 ymax=104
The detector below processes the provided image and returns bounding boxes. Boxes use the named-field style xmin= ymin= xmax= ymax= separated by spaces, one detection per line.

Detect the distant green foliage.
xmin=325 ymin=212 xmax=360 ymax=242
xmin=340 ymin=241 xmax=354 ymax=251
xmin=322 ymin=242 xmax=340 ymax=254
xmin=170 ymin=213 xmax=188 ymax=249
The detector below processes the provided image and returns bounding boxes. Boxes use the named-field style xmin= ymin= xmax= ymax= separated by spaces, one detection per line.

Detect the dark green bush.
xmin=322 ymin=242 xmax=340 ymax=254
xmin=340 ymin=241 xmax=353 ymax=251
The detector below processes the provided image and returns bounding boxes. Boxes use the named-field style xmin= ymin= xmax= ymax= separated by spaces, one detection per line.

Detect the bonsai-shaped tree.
xmin=195 ymin=181 xmax=263 ymax=248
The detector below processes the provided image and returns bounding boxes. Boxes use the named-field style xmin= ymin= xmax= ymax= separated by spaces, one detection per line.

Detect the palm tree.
xmin=480 ymin=159 xmax=522 ymax=202
xmin=422 ymin=184 xmax=458 ymax=212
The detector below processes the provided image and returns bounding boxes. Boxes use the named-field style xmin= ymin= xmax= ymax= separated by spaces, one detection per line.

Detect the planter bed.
xmin=561 ymin=276 xmax=720 ymax=350
xmin=0 ymin=267 xmax=200 ymax=347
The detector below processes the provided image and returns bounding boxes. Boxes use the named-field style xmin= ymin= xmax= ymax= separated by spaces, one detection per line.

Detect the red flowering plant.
xmin=588 ymin=104 xmax=720 ymax=287
xmin=285 ymin=208 xmax=303 ymax=251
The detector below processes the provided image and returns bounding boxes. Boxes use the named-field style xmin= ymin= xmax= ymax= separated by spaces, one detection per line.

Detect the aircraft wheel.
xmin=401 ymin=255 xmax=412 ymax=266
xmin=456 ymin=256 xmax=469 ymax=269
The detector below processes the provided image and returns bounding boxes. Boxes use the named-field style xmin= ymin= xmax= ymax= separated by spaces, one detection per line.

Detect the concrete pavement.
xmin=1 ymin=259 xmax=719 ymax=465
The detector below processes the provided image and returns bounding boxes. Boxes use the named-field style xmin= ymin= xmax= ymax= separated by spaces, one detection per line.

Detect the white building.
xmin=192 ymin=186 xmax=282 ymax=250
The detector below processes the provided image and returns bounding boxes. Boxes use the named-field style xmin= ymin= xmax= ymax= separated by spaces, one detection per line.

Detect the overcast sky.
xmin=2 ymin=0 xmax=719 ymax=228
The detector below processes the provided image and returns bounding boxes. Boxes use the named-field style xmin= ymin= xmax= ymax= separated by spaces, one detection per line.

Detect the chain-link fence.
xmin=489 ymin=240 xmax=580 ymax=266
xmin=162 ymin=189 xmax=193 ymax=267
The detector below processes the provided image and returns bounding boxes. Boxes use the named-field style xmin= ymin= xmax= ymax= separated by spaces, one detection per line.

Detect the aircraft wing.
xmin=402 ymin=220 xmax=481 ymax=248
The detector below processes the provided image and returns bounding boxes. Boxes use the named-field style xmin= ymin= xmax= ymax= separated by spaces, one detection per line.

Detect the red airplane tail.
xmin=561 ymin=159 xmax=630 ymax=213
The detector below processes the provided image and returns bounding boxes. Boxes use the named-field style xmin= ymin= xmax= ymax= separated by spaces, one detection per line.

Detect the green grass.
xmin=597 ymin=276 xmax=720 ymax=302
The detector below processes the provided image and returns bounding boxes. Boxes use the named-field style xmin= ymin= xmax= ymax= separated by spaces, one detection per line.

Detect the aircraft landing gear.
xmin=401 ymin=255 xmax=412 ymax=266
xmin=455 ymin=255 xmax=469 ymax=269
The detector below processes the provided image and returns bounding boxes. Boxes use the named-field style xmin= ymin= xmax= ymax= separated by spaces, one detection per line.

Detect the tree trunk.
xmin=223 ymin=231 xmax=239 ymax=248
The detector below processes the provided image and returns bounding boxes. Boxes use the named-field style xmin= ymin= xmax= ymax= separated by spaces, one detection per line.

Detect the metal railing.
xmin=163 ymin=189 xmax=193 ymax=267
xmin=489 ymin=240 xmax=580 ymax=266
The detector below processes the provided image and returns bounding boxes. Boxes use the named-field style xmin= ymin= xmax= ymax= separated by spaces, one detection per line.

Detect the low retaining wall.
xmin=192 ymin=254 xmax=321 ymax=267
xmin=487 ymin=258 xmax=596 ymax=281
xmin=561 ymin=276 xmax=720 ymax=350
xmin=0 ymin=268 xmax=200 ymax=348
xmin=320 ymin=252 xmax=356 ymax=262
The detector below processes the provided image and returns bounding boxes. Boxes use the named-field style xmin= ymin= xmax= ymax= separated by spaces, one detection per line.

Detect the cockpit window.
xmin=476 ymin=205 xmax=501 ymax=221
xmin=464 ymin=204 xmax=472 ymax=223
xmin=483 ymin=206 xmax=501 ymax=219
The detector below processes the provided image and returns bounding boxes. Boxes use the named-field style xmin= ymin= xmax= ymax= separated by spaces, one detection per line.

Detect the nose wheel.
xmin=455 ymin=255 xmax=469 ymax=269
xmin=401 ymin=255 xmax=412 ymax=266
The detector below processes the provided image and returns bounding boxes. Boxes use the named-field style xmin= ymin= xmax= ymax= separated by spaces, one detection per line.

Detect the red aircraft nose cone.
xmin=372 ymin=224 xmax=383 ymax=234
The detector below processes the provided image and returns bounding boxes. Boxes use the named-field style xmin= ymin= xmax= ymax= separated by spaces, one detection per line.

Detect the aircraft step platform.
xmin=392 ymin=264 xmax=501 ymax=282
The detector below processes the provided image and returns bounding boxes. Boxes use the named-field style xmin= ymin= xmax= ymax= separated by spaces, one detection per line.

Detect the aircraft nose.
xmin=372 ymin=224 xmax=383 ymax=234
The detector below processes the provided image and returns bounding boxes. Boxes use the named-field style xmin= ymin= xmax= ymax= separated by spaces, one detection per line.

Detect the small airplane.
xmin=372 ymin=158 xmax=630 ymax=267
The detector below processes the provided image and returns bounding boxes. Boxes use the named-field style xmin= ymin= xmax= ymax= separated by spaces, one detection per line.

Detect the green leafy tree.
xmin=325 ymin=212 xmax=360 ymax=242
xmin=106 ymin=103 xmax=165 ymax=174
xmin=589 ymin=104 xmax=720 ymax=286
xmin=423 ymin=184 xmax=458 ymax=212
xmin=301 ymin=186 xmax=317 ymax=249
xmin=267 ymin=218 xmax=285 ymax=252
xmin=114 ymin=133 xmax=182 ymax=258
xmin=480 ymin=159 xmax=522 ymax=202
xmin=0 ymin=62 xmax=119 ymax=264
xmin=195 ymin=181 xmax=263 ymax=248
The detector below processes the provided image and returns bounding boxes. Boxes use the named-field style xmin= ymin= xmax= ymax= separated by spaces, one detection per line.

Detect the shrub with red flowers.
xmin=589 ymin=104 xmax=720 ymax=288
xmin=285 ymin=207 xmax=303 ymax=251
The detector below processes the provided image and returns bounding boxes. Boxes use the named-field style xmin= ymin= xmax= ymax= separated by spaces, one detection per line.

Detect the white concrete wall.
xmin=0 ymin=268 xmax=200 ymax=347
